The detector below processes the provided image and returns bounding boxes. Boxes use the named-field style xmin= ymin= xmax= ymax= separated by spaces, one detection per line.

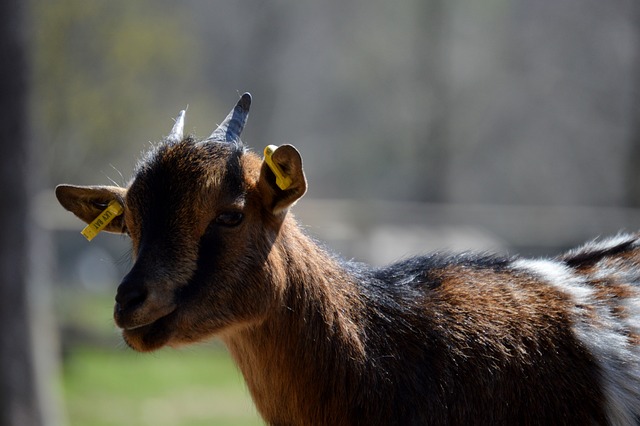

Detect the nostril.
xmin=115 ymin=286 xmax=147 ymax=312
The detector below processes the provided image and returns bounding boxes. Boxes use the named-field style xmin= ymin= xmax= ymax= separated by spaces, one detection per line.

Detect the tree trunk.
xmin=412 ymin=0 xmax=449 ymax=202
xmin=0 ymin=0 xmax=46 ymax=424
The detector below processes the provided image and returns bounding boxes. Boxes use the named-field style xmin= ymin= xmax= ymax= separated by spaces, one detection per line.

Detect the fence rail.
xmin=38 ymin=191 xmax=640 ymax=269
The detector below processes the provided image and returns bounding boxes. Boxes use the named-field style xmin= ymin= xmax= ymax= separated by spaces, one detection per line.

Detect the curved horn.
xmin=208 ymin=92 xmax=252 ymax=143
xmin=167 ymin=110 xmax=186 ymax=143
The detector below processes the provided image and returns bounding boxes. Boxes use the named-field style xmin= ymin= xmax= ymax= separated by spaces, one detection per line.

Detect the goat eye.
xmin=215 ymin=211 xmax=244 ymax=227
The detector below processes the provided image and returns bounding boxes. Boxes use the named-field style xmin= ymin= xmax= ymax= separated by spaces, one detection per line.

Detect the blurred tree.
xmin=187 ymin=0 xmax=292 ymax=141
xmin=32 ymin=0 xmax=199 ymax=185
xmin=0 ymin=0 xmax=44 ymax=425
xmin=625 ymin=1 xmax=640 ymax=207
xmin=409 ymin=0 xmax=449 ymax=201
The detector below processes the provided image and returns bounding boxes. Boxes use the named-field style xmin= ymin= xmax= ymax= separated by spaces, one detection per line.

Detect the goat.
xmin=56 ymin=93 xmax=640 ymax=425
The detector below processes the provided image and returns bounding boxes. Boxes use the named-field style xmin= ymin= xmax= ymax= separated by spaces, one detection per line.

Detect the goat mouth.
xmin=121 ymin=320 xmax=156 ymax=332
xmin=119 ymin=309 xmax=175 ymax=332
xmin=114 ymin=302 xmax=177 ymax=330
xmin=119 ymin=310 xmax=177 ymax=352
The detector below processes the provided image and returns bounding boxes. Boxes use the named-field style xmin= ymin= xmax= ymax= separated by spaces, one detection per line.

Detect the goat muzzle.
xmin=114 ymin=273 xmax=177 ymax=330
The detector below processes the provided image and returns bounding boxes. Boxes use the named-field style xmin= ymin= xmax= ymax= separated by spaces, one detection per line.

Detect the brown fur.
xmin=220 ymin=239 xmax=609 ymax=425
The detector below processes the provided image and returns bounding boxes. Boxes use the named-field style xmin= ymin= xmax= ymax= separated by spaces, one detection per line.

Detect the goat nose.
xmin=115 ymin=283 xmax=147 ymax=312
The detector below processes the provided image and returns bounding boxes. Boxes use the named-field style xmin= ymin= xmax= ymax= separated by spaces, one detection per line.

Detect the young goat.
xmin=56 ymin=94 xmax=640 ymax=425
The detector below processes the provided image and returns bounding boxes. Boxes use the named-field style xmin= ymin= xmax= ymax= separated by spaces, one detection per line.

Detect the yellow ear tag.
xmin=264 ymin=145 xmax=293 ymax=190
xmin=81 ymin=200 xmax=124 ymax=241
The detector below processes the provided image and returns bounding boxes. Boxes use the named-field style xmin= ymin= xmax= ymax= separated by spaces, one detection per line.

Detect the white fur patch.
xmin=511 ymin=258 xmax=640 ymax=425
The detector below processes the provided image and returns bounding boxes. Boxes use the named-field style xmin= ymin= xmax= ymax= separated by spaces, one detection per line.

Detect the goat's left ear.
xmin=258 ymin=144 xmax=307 ymax=215
xmin=55 ymin=184 xmax=128 ymax=234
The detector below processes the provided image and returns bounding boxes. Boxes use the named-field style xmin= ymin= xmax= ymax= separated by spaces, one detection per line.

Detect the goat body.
xmin=225 ymin=223 xmax=640 ymax=425
xmin=55 ymin=94 xmax=640 ymax=425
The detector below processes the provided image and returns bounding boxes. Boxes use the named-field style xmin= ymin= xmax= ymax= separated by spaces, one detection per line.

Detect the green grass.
xmin=57 ymin=290 xmax=264 ymax=425
xmin=62 ymin=346 xmax=264 ymax=426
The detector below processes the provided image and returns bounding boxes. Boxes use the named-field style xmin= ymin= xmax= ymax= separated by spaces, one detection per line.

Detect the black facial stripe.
xmin=130 ymin=168 xmax=174 ymax=245
xmin=221 ymin=148 xmax=245 ymax=196
xmin=127 ymin=138 xmax=247 ymax=281
xmin=176 ymin=222 xmax=225 ymax=302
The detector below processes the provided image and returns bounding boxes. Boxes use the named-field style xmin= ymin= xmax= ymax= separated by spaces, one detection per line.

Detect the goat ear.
xmin=258 ymin=144 xmax=307 ymax=215
xmin=55 ymin=184 xmax=127 ymax=234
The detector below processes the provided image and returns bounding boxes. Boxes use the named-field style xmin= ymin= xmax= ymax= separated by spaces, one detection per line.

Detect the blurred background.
xmin=2 ymin=0 xmax=640 ymax=424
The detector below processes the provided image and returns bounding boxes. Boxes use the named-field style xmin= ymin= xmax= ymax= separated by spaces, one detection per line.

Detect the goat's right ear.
xmin=55 ymin=184 xmax=128 ymax=234
xmin=258 ymin=145 xmax=307 ymax=215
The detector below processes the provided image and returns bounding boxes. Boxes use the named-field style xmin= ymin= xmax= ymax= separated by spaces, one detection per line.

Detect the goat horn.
xmin=167 ymin=110 xmax=186 ymax=143
xmin=208 ymin=92 xmax=252 ymax=143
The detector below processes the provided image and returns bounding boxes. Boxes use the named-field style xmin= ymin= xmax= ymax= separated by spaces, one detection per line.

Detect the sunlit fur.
xmin=58 ymin=135 xmax=640 ymax=425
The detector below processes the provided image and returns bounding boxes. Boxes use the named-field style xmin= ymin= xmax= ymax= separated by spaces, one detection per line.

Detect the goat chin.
xmin=120 ymin=313 xmax=176 ymax=352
